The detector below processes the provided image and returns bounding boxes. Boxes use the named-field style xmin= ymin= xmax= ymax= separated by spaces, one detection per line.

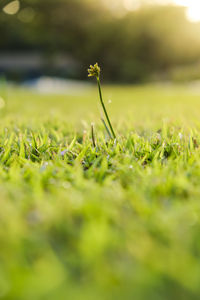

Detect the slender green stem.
xmin=97 ymin=77 xmax=116 ymax=139
xmin=101 ymin=118 xmax=112 ymax=139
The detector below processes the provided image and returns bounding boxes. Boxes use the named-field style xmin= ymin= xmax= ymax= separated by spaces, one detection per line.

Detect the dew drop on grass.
xmin=179 ymin=133 xmax=183 ymax=140
xmin=60 ymin=149 xmax=68 ymax=156
xmin=62 ymin=182 xmax=71 ymax=189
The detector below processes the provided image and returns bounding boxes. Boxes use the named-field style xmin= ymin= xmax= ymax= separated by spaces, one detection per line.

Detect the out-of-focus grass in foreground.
xmin=1 ymin=84 xmax=200 ymax=299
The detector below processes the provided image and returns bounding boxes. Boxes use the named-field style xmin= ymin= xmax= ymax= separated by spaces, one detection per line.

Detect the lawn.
xmin=1 ymin=83 xmax=200 ymax=299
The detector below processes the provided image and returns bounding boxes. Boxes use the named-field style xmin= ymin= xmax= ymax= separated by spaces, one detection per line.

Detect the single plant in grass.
xmin=88 ymin=63 xmax=116 ymax=140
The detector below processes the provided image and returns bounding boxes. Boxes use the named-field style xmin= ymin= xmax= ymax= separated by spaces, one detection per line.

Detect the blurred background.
xmin=1 ymin=0 xmax=200 ymax=83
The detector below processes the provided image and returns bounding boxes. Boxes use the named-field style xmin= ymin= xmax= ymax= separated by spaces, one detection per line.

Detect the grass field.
xmin=1 ymin=83 xmax=200 ymax=299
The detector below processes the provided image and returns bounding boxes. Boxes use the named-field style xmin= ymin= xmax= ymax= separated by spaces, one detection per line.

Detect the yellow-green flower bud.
xmin=88 ymin=63 xmax=101 ymax=78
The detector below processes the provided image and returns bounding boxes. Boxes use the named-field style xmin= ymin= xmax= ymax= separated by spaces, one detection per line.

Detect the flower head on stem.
xmin=88 ymin=63 xmax=101 ymax=79
xmin=88 ymin=63 xmax=116 ymax=140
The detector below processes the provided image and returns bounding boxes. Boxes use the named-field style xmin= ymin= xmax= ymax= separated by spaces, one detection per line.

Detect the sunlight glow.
xmin=122 ymin=0 xmax=200 ymax=22
xmin=124 ymin=0 xmax=141 ymax=11
xmin=174 ymin=0 xmax=200 ymax=22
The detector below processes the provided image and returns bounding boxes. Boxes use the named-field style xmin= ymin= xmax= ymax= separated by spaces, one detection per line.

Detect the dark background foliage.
xmin=1 ymin=0 xmax=200 ymax=82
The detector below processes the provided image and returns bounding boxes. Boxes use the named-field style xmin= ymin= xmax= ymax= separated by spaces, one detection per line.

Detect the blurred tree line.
xmin=1 ymin=0 xmax=200 ymax=82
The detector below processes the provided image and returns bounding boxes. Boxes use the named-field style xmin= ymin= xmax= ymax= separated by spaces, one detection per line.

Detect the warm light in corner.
xmin=174 ymin=0 xmax=200 ymax=22
xmin=122 ymin=0 xmax=200 ymax=22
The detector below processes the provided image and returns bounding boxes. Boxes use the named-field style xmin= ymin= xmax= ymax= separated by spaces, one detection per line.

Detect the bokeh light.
xmin=3 ymin=0 xmax=20 ymax=15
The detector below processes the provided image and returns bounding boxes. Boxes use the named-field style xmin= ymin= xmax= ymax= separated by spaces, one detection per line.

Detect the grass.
xmin=1 ymin=83 xmax=200 ymax=299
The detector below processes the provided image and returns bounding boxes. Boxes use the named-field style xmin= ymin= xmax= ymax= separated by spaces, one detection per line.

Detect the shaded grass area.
xmin=1 ymin=84 xmax=200 ymax=299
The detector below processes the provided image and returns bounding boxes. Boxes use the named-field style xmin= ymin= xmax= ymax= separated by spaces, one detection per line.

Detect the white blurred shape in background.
xmin=3 ymin=0 xmax=20 ymax=15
